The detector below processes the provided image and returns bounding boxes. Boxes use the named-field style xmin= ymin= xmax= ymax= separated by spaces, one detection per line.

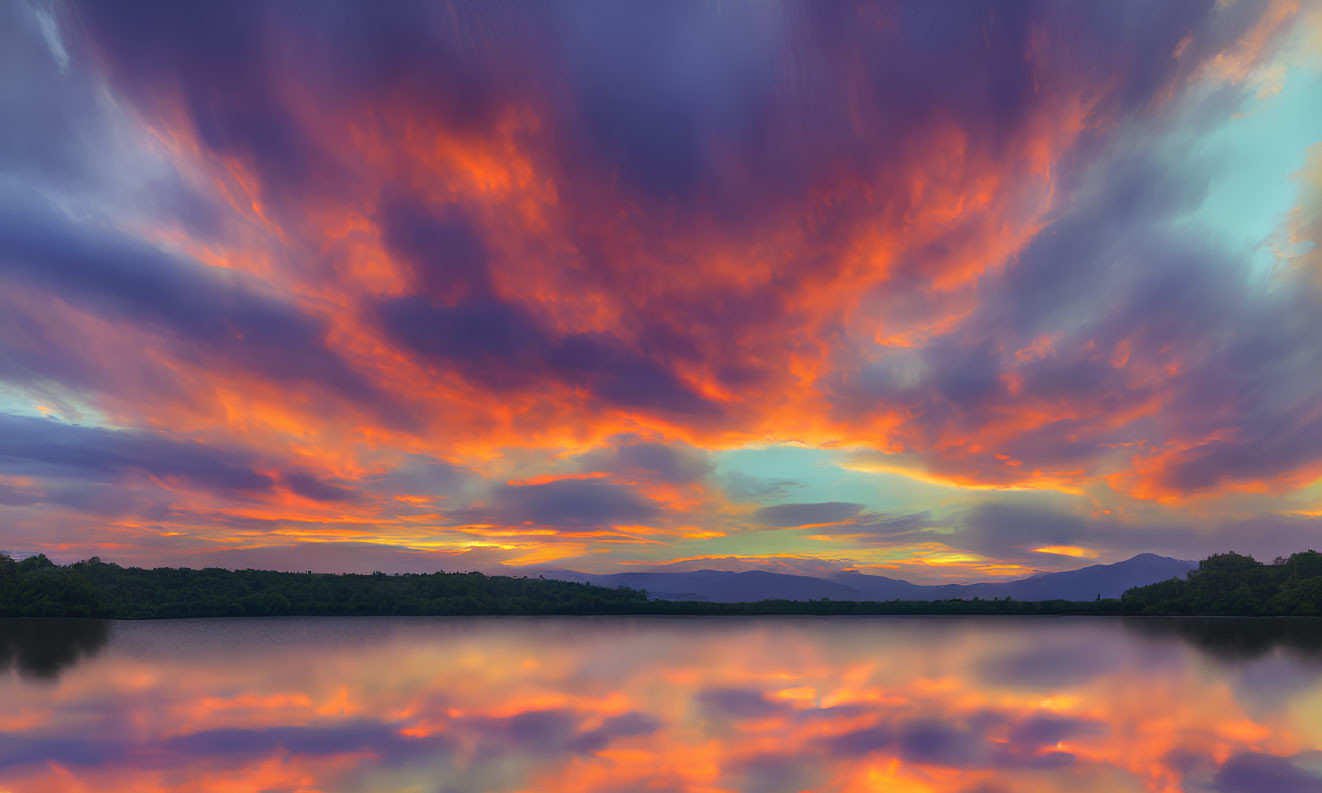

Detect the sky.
xmin=1 ymin=0 xmax=1321 ymax=583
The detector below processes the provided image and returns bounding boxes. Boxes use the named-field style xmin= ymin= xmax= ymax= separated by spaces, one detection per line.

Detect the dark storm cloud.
xmin=0 ymin=735 xmax=129 ymax=772
xmin=280 ymin=472 xmax=357 ymax=503
xmin=566 ymin=712 xmax=662 ymax=754
xmin=1214 ymin=751 xmax=1322 ymax=793
xmin=1006 ymin=715 xmax=1106 ymax=749
xmin=820 ymin=725 xmax=897 ymax=757
xmin=374 ymin=190 xmax=720 ymax=415
xmin=378 ymin=294 xmax=548 ymax=390
xmin=0 ymin=414 xmax=270 ymax=494
xmin=550 ymin=332 xmax=722 ymax=416
xmin=575 ymin=437 xmax=714 ymax=484
xmin=381 ymin=296 xmax=721 ymax=417
xmin=696 ymin=686 xmax=790 ymax=720
xmin=956 ymin=502 xmax=1100 ymax=558
xmin=379 ymin=198 xmax=493 ymax=301
xmin=0 ymin=413 xmax=355 ymax=503
xmin=0 ymin=198 xmax=397 ymax=416
xmin=491 ymin=478 xmax=659 ymax=527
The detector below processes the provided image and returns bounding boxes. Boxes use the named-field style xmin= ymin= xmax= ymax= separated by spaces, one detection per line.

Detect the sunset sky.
xmin=2 ymin=0 xmax=1321 ymax=582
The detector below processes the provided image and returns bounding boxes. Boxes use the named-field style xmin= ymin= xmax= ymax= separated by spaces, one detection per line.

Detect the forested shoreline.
xmin=1120 ymin=551 xmax=1322 ymax=615
xmin=2 ymin=550 xmax=1320 ymax=619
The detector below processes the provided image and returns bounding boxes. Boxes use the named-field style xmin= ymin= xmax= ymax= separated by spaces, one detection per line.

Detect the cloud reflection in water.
xmin=0 ymin=617 xmax=1320 ymax=792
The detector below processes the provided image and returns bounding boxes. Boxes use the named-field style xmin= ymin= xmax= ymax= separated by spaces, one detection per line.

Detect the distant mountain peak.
xmin=545 ymin=552 xmax=1197 ymax=603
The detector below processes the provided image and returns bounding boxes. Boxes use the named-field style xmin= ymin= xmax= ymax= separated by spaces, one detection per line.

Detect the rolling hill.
xmin=550 ymin=553 xmax=1197 ymax=603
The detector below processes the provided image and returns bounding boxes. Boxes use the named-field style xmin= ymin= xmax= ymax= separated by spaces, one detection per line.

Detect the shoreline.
xmin=7 ymin=610 xmax=1322 ymax=621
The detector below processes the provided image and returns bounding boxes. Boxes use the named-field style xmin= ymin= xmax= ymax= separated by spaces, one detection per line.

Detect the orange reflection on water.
xmin=1 ymin=617 xmax=1320 ymax=793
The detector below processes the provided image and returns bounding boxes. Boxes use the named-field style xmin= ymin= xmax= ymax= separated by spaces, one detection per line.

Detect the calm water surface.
xmin=3 ymin=616 xmax=1322 ymax=792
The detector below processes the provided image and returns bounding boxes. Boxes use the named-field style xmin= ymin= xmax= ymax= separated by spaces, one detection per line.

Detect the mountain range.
xmin=546 ymin=553 xmax=1197 ymax=603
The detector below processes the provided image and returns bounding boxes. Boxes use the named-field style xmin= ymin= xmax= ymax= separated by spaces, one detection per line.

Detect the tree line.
xmin=1121 ymin=550 xmax=1322 ymax=615
xmin=0 ymin=554 xmax=651 ymax=618
xmin=3 ymin=550 xmax=1321 ymax=618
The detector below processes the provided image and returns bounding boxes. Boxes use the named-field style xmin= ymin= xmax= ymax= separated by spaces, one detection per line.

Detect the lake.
xmin=3 ymin=616 xmax=1321 ymax=792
